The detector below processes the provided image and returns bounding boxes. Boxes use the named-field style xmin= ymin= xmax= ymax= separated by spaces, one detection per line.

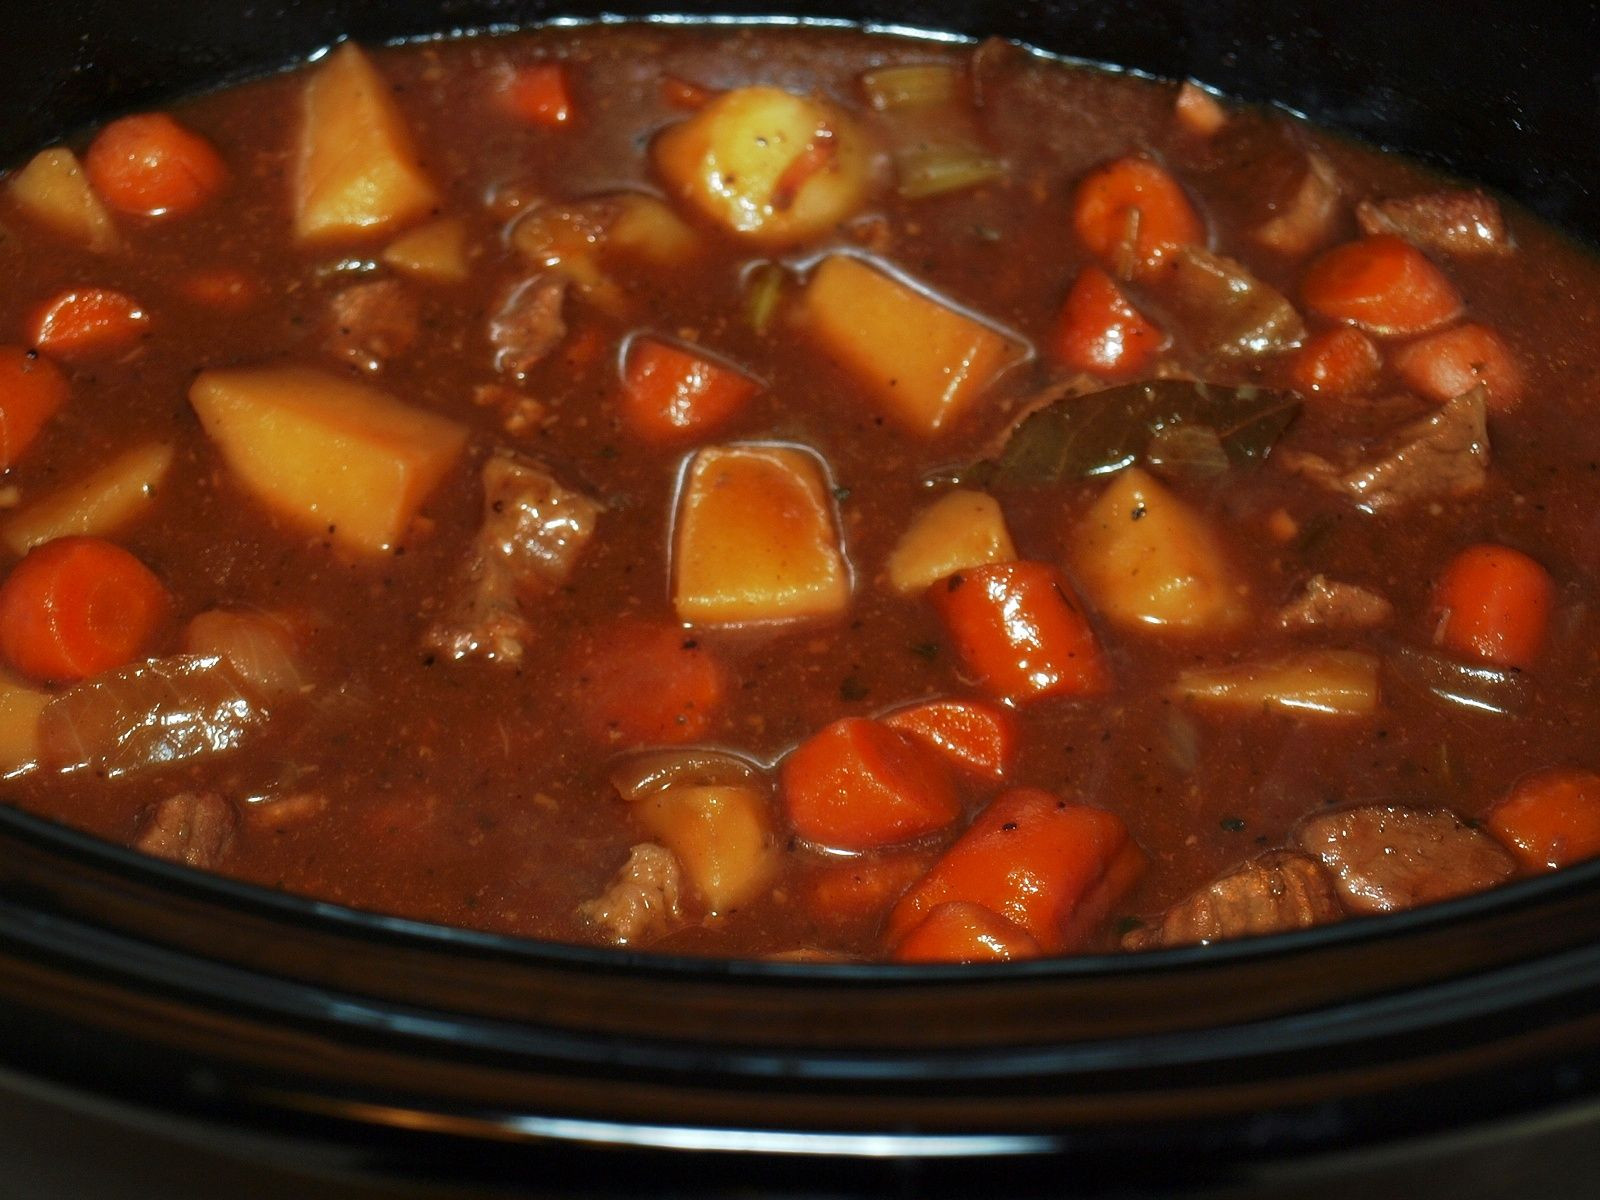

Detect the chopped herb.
xmin=909 ymin=641 xmax=940 ymax=661
xmin=1220 ymin=816 xmax=1246 ymax=832
xmin=839 ymin=676 xmax=869 ymax=702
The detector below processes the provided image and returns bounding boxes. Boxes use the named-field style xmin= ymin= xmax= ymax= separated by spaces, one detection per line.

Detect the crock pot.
xmin=1 ymin=2 xmax=1598 ymax=1196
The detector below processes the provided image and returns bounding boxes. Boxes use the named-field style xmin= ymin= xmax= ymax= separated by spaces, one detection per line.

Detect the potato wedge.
xmin=798 ymin=255 xmax=1023 ymax=436
xmin=190 ymin=365 xmax=466 ymax=553
xmin=381 ymin=217 xmax=468 ymax=283
xmin=635 ymin=784 xmax=777 ymax=913
xmin=295 ymin=43 xmax=440 ymax=244
xmin=3 ymin=442 xmax=174 ymax=554
xmin=1172 ymin=650 xmax=1381 ymax=717
xmin=8 ymin=148 xmax=117 ymax=252
xmin=885 ymin=489 xmax=1016 ymax=595
xmin=1071 ymin=466 xmax=1248 ymax=633
xmin=673 ymin=443 xmax=849 ymax=624
xmin=652 ymin=86 xmax=872 ymax=245
xmin=0 ymin=670 xmax=51 ymax=776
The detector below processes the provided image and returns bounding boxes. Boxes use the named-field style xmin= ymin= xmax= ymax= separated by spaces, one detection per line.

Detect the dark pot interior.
xmin=0 ymin=2 xmax=1598 ymax=1197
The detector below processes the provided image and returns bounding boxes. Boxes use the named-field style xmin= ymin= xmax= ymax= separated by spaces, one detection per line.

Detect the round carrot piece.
xmin=0 ymin=536 xmax=171 ymax=683
xmin=1071 ymin=156 xmax=1205 ymax=274
xmin=891 ymin=901 xmax=1042 ymax=963
xmin=1051 ymin=265 xmax=1164 ymax=377
xmin=1429 ymin=543 xmax=1555 ymax=670
xmin=497 ymin=62 xmax=575 ymax=127
xmin=1287 ymin=326 xmax=1382 ymax=398
xmin=569 ymin=618 xmax=726 ymax=746
xmin=29 ymin=287 xmax=149 ymax=361
xmin=780 ymin=717 xmax=961 ymax=852
xmin=85 ymin=113 xmax=227 ymax=218
xmin=620 ymin=338 xmax=759 ymax=443
xmin=0 ymin=346 xmax=69 ymax=469
xmin=1488 ymin=768 xmax=1600 ymax=871
xmin=1300 ymin=234 xmax=1462 ymax=336
xmin=1393 ymin=322 xmax=1523 ymax=410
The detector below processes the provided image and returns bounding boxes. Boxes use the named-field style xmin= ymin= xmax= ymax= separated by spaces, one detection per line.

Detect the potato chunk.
xmin=190 ymin=365 xmax=466 ymax=553
xmin=798 ymin=255 xmax=1023 ymax=436
xmin=673 ymin=443 xmax=849 ymax=624
xmin=3 ymin=442 xmax=174 ymax=554
xmin=1172 ymin=650 xmax=1380 ymax=717
xmin=652 ymin=85 xmax=872 ymax=245
xmin=294 ymin=43 xmax=440 ymax=244
xmin=1070 ymin=466 xmax=1247 ymax=633
xmin=381 ymin=217 xmax=468 ymax=283
xmin=8 ymin=148 xmax=118 ymax=252
xmin=635 ymin=784 xmax=777 ymax=913
xmin=0 ymin=670 xmax=51 ymax=776
xmin=885 ymin=489 xmax=1015 ymax=595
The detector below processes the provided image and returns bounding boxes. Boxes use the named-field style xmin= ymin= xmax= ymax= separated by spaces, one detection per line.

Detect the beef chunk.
xmin=1285 ymin=388 xmax=1489 ymax=513
xmin=578 ymin=842 xmax=683 ymax=945
xmin=1296 ymin=804 xmax=1517 ymax=914
xmin=1355 ymin=189 xmax=1513 ymax=257
xmin=325 ymin=280 xmax=419 ymax=372
xmin=133 ymin=792 xmax=237 ymax=868
xmin=1277 ymin=574 xmax=1394 ymax=632
xmin=490 ymin=275 xmax=567 ymax=378
xmin=1123 ymin=850 xmax=1343 ymax=949
xmin=424 ymin=453 xmax=601 ymax=664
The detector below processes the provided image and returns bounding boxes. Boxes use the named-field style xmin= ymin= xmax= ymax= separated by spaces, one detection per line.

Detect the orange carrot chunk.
xmin=569 ymin=619 xmax=726 ymax=746
xmin=927 ymin=561 xmax=1110 ymax=703
xmin=0 ymin=536 xmax=171 ymax=683
xmin=1071 ymin=156 xmax=1205 ymax=275
xmin=0 ymin=347 xmax=69 ymax=469
xmin=29 ymin=288 xmax=149 ymax=361
xmin=892 ymin=901 xmax=1043 ymax=963
xmin=1488 ymin=768 xmax=1600 ymax=871
xmin=1300 ymin=234 xmax=1462 ymax=336
xmin=1393 ymin=322 xmax=1523 ymax=410
xmin=881 ymin=697 xmax=1019 ymax=781
xmin=888 ymin=788 xmax=1145 ymax=953
xmin=620 ymin=338 xmax=760 ymax=443
xmin=1287 ymin=326 xmax=1382 ymax=398
xmin=1051 ymin=265 xmax=1164 ymax=377
xmin=803 ymin=849 xmax=936 ymax=925
xmin=780 ymin=717 xmax=961 ymax=852
xmin=1429 ymin=543 xmax=1554 ymax=670
xmin=84 ymin=113 xmax=227 ymax=218
xmin=497 ymin=62 xmax=575 ymax=127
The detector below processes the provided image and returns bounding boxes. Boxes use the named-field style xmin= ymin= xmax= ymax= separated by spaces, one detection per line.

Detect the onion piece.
xmin=1152 ymin=245 xmax=1306 ymax=361
xmin=1384 ymin=644 xmax=1532 ymax=716
xmin=1171 ymin=650 xmax=1380 ymax=717
xmin=610 ymin=748 xmax=761 ymax=803
xmin=860 ymin=64 xmax=961 ymax=111
xmin=39 ymin=655 xmax=273 ymax=778
xmin=182 ymin=609 xmax=307 ymax=698
xmin=894 ymin=145 xmax=1006 ymax=199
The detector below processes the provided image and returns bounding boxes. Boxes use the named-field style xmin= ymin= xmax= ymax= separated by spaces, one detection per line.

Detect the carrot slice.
xmin=497 ymin=63 xmax=574 ymax=127
xmin=887 ymin=788 xmax=1145 ymax=953
xmin=927 ymin=561 xmax=1110 ymax=703
xmin=1300 ymin=234 xmax=1462 ymax=336
xmin=891 ymin=901 xmax=1042 ymax=963
xmin=803 ymin=849 xmax=936 ymax=924
xmin=0 ymin=347 xmax=69 ymax=469
xmin=0 ymin=535 xmax=171 ymax=683
xmin=1429 ymin=543 xmax=1554 ymax=670
xmin=1051 ymin=265 xmax=1164 ymax=377
xmin=177 ymin=267 xmax=261 ymax=311
xmin=881 ymin=697 xmax=1019 ymax=781
xmin=1287 ymin=326 xmax=1381 ymax=398
xmin=1071 ymin=156 xmax=1205 ymax=275
xmin=29 ymin=287 xmax=149 ymax=361
xmin=569 ymin=619 xmax=726 ymax=746
xmin=1488 ymin=768 xmax=1600 ymax=871
xmin=620 ymin=338 xmax=760 ymax=443
xmin=84 ymin=112 xmax=227 ymax=218
xmin=1393 ymin=322 xmax=1523 ymax=410
xmin=780 ymin=717 xmax=961 ymax=852
xmin=661 ymin=75 xmax=716 ymax=111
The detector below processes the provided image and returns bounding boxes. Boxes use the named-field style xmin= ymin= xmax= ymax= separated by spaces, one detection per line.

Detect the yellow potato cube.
xmin=4 ymin=442 xmax=174 ymax=554
xmin=636 ymin=784 xmax=777 ymax=913
xmin=190 ymin=365 xmax=466 ymax=553
xmin=652 ymin=85 xmax=872 ymax=245
xmin=295 ymin=43 xmax=441 ymax=244
xmin=381 ymin=217 xmax=468 ymax=283
xmin=1172 ymin=650 xmax=1380 ymax=717
xmin=8 ymin=148 xmax=117 ymax=252
xmin=1071 ymin=466 xmax=1248 ymax=633
xmin=0 ymin=671 xmax=50 ymax=776
xmin=884 ymin=488 xmax=1016 ymax=595
xmin=673 ymin=443 xmax=849 ymax=624
xmin=608 ymin=193 xmax=702 ymax=265
xmin=798 ymin=255 xmax=1023 ymax=436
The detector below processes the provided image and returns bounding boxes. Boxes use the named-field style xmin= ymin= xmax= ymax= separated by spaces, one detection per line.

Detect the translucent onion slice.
xmin=39 ymin=655 xmax=273 ymax=778
xmin=610 ymin=748 xmax=761 ymax=803
xmin=1385 ymin=644 xmax=1532 ymax=717
xmin=860 ymin=64 xmax=961 ymax=111
xmin=1171 ymin=650 xmax=1380 ymax=717
xmin=894 ymin=145 xmax=1007 ymax=200
xmin=182 ymin=609 xmax=308 ymax=698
